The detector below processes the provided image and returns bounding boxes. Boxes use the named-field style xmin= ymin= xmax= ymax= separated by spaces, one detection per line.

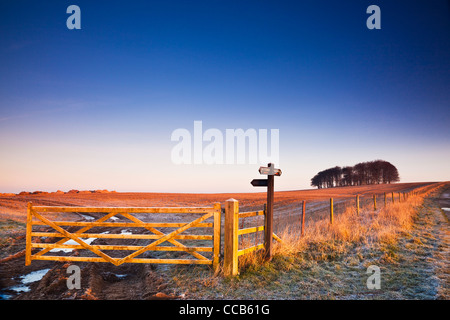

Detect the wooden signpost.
xmin=250 ymin=163 xmax=282 ymax=261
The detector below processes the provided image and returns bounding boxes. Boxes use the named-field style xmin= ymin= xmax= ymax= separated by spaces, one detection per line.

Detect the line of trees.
xmin=311 ymin=160 xmax=400 ymax=189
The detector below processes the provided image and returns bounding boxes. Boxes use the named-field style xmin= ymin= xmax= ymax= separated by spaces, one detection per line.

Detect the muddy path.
xmin=438 ymin=187 xmax=450 ymax=222
xmin=434 ymin=186 xmax=450 ymax=298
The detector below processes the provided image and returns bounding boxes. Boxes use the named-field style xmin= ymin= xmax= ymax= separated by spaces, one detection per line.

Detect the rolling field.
xmin=0 ymin=182 xmax=437 ymax=222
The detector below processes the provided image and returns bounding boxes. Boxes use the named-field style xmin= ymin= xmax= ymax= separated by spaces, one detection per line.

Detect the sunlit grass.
xmin=238 ymin=185 xmax=440 ymax=272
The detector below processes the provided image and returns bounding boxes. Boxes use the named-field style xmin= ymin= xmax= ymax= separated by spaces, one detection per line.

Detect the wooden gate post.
xmin=25 ymin=202 xmax=33 ymax=266
xmin=212 ymin=202 xmax=222 ymax=273
xmin=224 ymin=199 xmax=239 ymax=277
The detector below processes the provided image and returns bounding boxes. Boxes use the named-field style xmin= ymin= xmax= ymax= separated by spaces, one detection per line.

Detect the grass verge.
xmin=166 ymin=184 xmax=448 ymax=299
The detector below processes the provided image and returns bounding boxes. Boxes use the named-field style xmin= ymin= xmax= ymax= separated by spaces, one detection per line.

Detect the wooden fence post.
xmin=356 ymin=195 xmax=360 ymax=215
xmin=373 ymin=194 xmax=377 ymax=211
xmin=301 ymin=200 xmax=306 ymax=237
xmin=212 ymin=202 xmax=221 ymax=273
xmin=392 ymin=192 xmax=395 ymax=204
xmin=224 ymin=199 xmax=239 ymax=276
xmin=262 ymin=203 xmax=267 ymax=245
xmin=330 ymin=198 xmax=334 ymax=224
xmin=25 ymin=202 xmax=32 ymax=266
xmin=384 ymin=192 xmax=387 ymax=207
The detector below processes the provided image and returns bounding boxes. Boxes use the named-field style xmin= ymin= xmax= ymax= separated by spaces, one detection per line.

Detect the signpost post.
xmin=250 ymin=163 xmax=281 ymax=261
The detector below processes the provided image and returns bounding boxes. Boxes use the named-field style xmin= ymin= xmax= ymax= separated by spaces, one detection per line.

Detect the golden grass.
xmin=238 ymin=184 xmax=443 ymax=272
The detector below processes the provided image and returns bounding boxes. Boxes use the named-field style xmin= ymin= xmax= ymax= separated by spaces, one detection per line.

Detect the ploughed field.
xmin=0 ymin=182 xmax=435 ymax=222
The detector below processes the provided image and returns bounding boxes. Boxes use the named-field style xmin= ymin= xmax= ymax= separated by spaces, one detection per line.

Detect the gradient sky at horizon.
xmin=0 ymin=0 xmax=449 ymax=193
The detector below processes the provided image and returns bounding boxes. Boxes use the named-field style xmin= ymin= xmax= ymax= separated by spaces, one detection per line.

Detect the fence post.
xmin=25 ymin=202 xmax=32 ymax=266
xmin=392 ymin=192 xmax=395 ymax=204
xmin=373 ymin=194 xmax=377 ymax=211
xmin=301 ymin=200 xmax=306 ymax=237
xmin=384 ymin=192 xmax=387 ymax=207
xmin=212 ymin=202 xmax=221 ymax=273
xmin=356 ymin=195 xmax=360 ymax=215
xmin=261 ymin=203 xmax=267 ymax=246
xmin=398 ymin=193 xmax=401 ymax=202
xmin=224 ymin=199 xmax=239 ymax=277
xmin=330 ymin=198 xmax=334 ymax=224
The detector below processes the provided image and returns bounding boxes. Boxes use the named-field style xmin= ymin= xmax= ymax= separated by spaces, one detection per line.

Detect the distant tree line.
xmin=311 ymin=160 xmax=400 ymax=189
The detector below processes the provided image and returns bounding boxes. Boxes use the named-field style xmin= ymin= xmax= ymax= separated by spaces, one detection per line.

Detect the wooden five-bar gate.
xmin=25 ymin=200 xmax=279 ymax=276
xmin=26 ymin=203 xmax=222 ymax=271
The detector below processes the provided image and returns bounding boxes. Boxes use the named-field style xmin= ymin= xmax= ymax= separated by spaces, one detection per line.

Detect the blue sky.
xmin=0 ymin=1 xmax=449 ymax=193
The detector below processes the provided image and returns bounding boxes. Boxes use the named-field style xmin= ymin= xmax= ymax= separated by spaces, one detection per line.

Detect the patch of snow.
xmin=80 ymin=214 xmax=95 ymax=220
xmin=20 ymin=268 xmax=51 ymax=284
xmin=50 ymin=237 xmax=97 ymax=253
xmin=48 ymin=231 xmax=110 ymax=253
xmin=0 ymin=293 xmax=13 ymax=300
xmin=8 ymin=268 xmax=51 ymax=293
xmin=441 ymin=207 xmax=450 ymax=212
xmin=9 ymin=284 xmax=30 ymax=293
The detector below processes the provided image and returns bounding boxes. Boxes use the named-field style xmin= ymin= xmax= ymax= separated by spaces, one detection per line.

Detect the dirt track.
xmin=0 ymin=182 xmax=446 ymax=300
